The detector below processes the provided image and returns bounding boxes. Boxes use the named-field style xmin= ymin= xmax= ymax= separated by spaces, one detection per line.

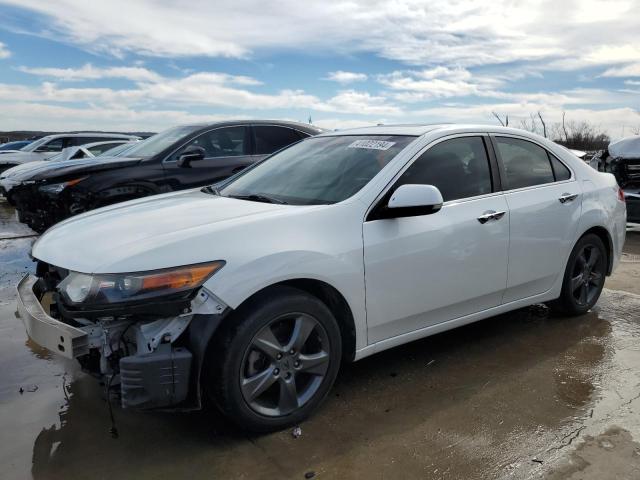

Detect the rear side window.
xmin=87 ymin=142 xmax=122 ymax=156
xmin=495 ymin=137 xmax=555 ymax=189
xmin=549 ymin=154 xmax=572 ymax=181
xmin=68 ymin=137 xmax=97 ymax=146
xmin=253 ymin=126 xmax=302 ymax=155
xmin=394 ymin=136 xmax=493 ymax=202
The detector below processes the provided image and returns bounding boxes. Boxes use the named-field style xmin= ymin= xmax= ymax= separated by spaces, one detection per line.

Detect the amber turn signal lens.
xmin=66 ymin=177 xmax=87 ymax=187
xmin=140 ymin=262 xmax=224 ymax=291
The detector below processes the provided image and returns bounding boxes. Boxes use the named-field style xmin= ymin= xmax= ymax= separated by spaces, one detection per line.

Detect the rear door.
xmin=163 ymin=126 xmax=253 ymax=189
xmin=491 ymin=135 xmax=582 ymax=302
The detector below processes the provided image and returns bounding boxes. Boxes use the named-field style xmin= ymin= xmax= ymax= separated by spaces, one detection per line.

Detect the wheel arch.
xmin=223 ymin=278 xmax=357 ymax=363
xmin=92 ymin=181 xmax=161 ymax=207
xmin=579 ymin=225 xmax=614 ymax=275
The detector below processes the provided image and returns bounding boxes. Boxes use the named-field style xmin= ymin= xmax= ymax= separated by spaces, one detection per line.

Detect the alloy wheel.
xmin=240 ymin=313 xmax=330 ymax=417
xmin=570 ymin=243 xmax=605 ymax=307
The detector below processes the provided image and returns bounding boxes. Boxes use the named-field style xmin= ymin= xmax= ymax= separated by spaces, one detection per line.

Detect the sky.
xmin=0 ymin=0 xmax=638 ymax=138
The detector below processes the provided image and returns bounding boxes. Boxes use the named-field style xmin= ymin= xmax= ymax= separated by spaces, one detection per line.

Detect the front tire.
xmin=206 ymin=286 xmax=342 ymax=432
xmin=550 ymin=233 xmax=607 ymax=316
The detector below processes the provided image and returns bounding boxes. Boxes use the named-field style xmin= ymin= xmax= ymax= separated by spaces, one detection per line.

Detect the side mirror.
xmin=384 ymin=184 xmax=443 ymax=218
xmin=177 ymin=145 xmax=206 ymax=168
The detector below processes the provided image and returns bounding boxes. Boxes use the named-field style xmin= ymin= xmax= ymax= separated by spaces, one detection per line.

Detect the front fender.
xmin=204 ymin=249 xmax=368 ymax=351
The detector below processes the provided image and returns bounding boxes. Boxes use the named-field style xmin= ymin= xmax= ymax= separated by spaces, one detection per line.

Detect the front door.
xmin=163 ymin=126 xmax=254 ymax=190
xmin=363 ymin=135 xmax=509 ymax=343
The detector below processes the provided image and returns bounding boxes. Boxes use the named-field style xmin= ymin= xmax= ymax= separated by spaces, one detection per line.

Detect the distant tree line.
xmin=492 ymin=111 xmax=612 ymax=151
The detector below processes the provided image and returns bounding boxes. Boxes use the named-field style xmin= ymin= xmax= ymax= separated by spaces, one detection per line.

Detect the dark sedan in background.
xmin=0 ymin=140 xmax=32 ymax=152
xmin=4 ymin=120 xmax=323 ymax=232
xmin=591 ymin=135 xmax=640 ymax=224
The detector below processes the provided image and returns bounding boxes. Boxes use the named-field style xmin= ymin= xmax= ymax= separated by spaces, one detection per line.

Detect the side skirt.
xmin=353 ymin=289 xmax=560 ymax=361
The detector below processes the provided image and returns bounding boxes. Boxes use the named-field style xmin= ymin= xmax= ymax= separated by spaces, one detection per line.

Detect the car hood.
xmin=15 ymin=155 xmax=143 ymax=182
xmin=0 ymin=152 xmax=47 ymax=165
xmin=32 ymin=189 xmax=321 ymax=273
xmin=0 ymin=160 xmax=52 ymax=180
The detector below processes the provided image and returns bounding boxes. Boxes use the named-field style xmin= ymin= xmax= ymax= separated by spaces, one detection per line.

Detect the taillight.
xmin=617 ymin=187 xmax=625 ymax=202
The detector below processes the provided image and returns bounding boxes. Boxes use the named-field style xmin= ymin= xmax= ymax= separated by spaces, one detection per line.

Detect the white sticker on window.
xmin=347 ymin=139 xmax=396 ymax=151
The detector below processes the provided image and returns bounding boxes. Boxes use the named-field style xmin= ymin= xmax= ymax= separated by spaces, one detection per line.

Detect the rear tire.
xmin=206 ymin=286 xmax=342 ymax=432
xmin=550 ymin=233 xmax=607 ymax=316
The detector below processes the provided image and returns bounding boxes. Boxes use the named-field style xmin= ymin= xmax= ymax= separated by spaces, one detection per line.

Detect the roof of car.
xmin=78 ymin=140 xmax=136 ymax=149
xmin=43 ymin=133 xmax=140 ymax=140
xmin=317 ymin=123 xmax=546 ymax=138
xmin=180 ymin=120 xmax=325 ymax=134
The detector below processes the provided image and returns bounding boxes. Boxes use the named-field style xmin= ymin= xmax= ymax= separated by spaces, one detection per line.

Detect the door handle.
xmin=558 ymin=193 xmax=579 ymax=204
xmin=477 ymin=210 xmax=506 ymax=224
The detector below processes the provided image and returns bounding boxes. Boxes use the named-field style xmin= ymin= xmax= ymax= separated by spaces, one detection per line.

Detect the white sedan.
xmin=17 ymin=124 xmax=626 ymax=431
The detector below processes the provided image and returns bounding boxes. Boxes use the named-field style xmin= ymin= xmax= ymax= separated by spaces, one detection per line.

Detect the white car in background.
xmin=0 ymin=132 xmax=140 ymax=174
xmin=17 ymin=124 xmax=626 ymax=432
xmin=50 ymin=140 xmax=137 ymax=162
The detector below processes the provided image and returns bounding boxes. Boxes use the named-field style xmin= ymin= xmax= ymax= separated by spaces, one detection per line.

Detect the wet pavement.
xmin=1 ymin=198 xmax=639 ymax=480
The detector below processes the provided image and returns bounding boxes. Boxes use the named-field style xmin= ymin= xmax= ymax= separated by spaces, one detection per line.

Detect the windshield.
xmin=21 ymin=136 xmax=51 ymax=152
xmin=122 ymin=126 xmax=199 ymax=158
xmin=219 ymin=135 xmax=415 ymax=205
xmin=98 ymin=142 xmax=136 ymax=157
xmin=0 ymin=141 xmax=28 ymax=151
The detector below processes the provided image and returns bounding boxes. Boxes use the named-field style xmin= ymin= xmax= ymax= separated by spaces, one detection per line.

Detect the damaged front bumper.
xmin=11 ymin=182 xmax=88 ymax=232
xmin=17 ymin=275 xmax=89 ymax=358
xmin=16 ymin=273 xmax=230 ymax=410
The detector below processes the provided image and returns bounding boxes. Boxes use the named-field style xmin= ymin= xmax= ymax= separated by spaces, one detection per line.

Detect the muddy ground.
xmin=1 ymin=199 xmax=639 ymax=480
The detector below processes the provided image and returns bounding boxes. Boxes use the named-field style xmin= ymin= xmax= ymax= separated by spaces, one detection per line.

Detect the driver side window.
xmin=39 ymin=138 xmax=65 ymax=152
xmin=394 ymin=136 xmax=493 ymax=202
xmin=173 ymin=126 xmax=248 ymax=160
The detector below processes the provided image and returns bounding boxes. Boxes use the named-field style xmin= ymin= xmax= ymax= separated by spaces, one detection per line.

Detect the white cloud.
xmin=0 ymin=101 xmax=238 ymax=131
xmin=324 ymin=71 xmax=368 ymax=84
xmin=0 ymin=42 xmax=10 ymax=59
xmin=2 ymin=0 xmax=638 ymax=73
xmin=17 ymin=64 xmax=164 ymax=82
xmin=314 ymin=90 xmax=402 ymax=116
xmin=313 ymin=118 xmax=379 ymax=131
xmin=1 ymin=0 xmax=638 ymax=137
xmin=0 ymin=68 xmax=400 ymax=119
xmin=602 ymin=63 xmax=640 ymax=78
xmin=378 ymin=66 xmax=504 ymax=101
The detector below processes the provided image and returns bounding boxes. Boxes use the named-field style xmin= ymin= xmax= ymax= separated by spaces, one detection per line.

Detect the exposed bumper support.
xmin=16 ymin=274 xmax=89 ymax=359
xmin=16 ymin=273 xmax=231 ymax=410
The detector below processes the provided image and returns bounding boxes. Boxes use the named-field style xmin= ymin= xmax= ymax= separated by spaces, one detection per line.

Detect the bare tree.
xmin=562 ymin=111 xmax=568 ymax=142
xmin=551 ymin=119 xmax=609 ymax=151
xmin=519 ymin=114 xmax=536 ymax=134
xmin=492 ymin=111 xmax=508 ymax=127
xmin=537 ymin=111 xmax=547 ymax=138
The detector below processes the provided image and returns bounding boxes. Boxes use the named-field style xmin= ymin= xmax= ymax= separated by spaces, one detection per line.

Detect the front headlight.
xmin=38 ymin=177 xmax=86 ymax=195
xmin=57 ymin=261 xmax=225 ymax=305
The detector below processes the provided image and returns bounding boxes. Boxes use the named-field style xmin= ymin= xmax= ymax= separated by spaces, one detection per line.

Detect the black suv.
xmin=7 ymin=120 xmax=323 ymax=231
